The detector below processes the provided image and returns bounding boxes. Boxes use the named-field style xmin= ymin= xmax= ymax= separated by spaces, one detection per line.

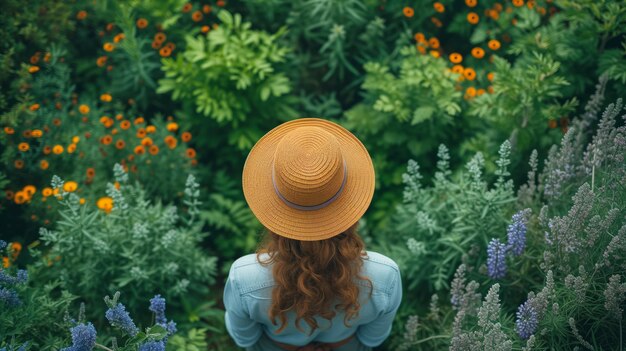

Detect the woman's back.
xmin=224 ymin=250 xmax=402 ymax=348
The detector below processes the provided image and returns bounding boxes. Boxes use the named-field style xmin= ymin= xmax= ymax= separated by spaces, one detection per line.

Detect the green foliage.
xmin=32 ymin=165 xmax=218 ymax=328
xmin=166 ymin=328 xmax=208 ymax=351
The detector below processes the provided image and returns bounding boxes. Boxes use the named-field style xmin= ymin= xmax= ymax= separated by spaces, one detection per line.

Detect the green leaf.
xmin=411 ymin=106 xmax=435 ymax=125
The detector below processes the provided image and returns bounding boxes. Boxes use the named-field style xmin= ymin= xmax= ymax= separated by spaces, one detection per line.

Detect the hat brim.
xmin=242 ymin=118 xmax=375 ymax=241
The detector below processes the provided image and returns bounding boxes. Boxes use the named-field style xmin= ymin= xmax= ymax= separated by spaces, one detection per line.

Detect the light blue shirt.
xmin=223 ymin=250 xmax=402 ymax=348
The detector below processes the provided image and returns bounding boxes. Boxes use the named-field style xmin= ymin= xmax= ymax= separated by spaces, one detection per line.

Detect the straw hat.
xmin=242 ymin=118 xmax=375 ymax=241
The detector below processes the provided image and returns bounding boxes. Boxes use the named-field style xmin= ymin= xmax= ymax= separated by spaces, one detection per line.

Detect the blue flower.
xmin=0 ymin=240 xmax=6 ymax=250
xmin=16 ymin=270 xmax=28 ymax=284
xmin=138 ymin=341 xmax=165 ymax=351
xmin=67 ymin=323 xmax=97 ymax=351
xmin=105 ymin=303 xmax=139 ymax=337
xmin=507 ymin=210 xmax=530 ymax=256
xmin=486 ymin=238 xmax=507 ymax=279
xmin=515 ymin=301 xmax=538 ymax=340
xmin=149 ymin=295 xmax=167 ymax=325
xmin=166 ymin=320 xmax=177 ymax=335
xmin=0 ymin=287 xmax=21 ymax=306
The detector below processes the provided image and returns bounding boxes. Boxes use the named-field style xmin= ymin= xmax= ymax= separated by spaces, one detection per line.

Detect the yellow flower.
xmin=63 ymin=181 xmax=78 ymax=192
xmin=100 ymin=93 xmax=112 ymax=102
xmin=79 ymin=104 xmax=90 ymax=114
xmin=42 ymin=187 xmax=53 ymax=197
xmin=72 ymin=136 xmax=80 ymax=143
xmin=166 ymin=122 xmax=179 ymax=132
xmin=32 ymin=129 xmax=43 ymax=138
xmin=53 ymin=145 xmax=64 ymax=154
xmin=97 ymin=197 xmax=114 ymax=213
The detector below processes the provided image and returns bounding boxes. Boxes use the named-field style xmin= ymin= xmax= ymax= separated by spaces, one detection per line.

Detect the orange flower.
xmin=79 ymin=198 xmax=86 ymax=205
xmin=115 ymin=140 xmax=126 ymax=149
xmin=513 ymin=0 xmax=524 ymax=7
xmin=23 ymin=130 xmax=32 ymax=138
xmin=100 ymin=93 xmax=112 ymax=102
xmin=72 ymin=136 xmax=80 ymax=143
xmin=53 ymin=145 xmax=64 ymax=154
xmin=106 ymin=23 xmax=114 ymax=31
xmin=53 ymin=118 xmax=62 ymax=126
xmin=14 ymin=191 xmax=27 ymax=204
xmin=465 ymin=86 xmax=477 ymax=99
xmin=43 ymin=146 xmax=52 ymax=154
xmin=103 ymin=42 xmax=115 ymax=52
xmin=159 ymin=47 xmax=172 ymax=57
xmin=488 ymin=85 xmax=494 ymax=94
xmin=30 ymin=103 xmax=40 ymax=111
xmin=28 ymin=66 xmax=40 ymax=73
xmin=430 ymin=50 xmax=440 ymax=58
xmin=97 ymin=196 xmax=114 ymax=213
xmin=18 ymin=143 xmax=30 ymax=152
xmin=136 ymin=18 xmax=148 ymax=29
xmin=471 ymin=47 xmax=485 ymax=59
xmin=101 ymin=135 xmax=113 ymax=145
xmin=67 ymin=143 xmax=77 ymax=153
xmin=451 ymin=65 xmax=464 ymax=76
xmin=166 ymin=122 xmax=179 ymax=131
xmin=477 ymin=88 xmax=486 ymax=96
xmin=431 ymin=17 xmax=443 ymax=27
xmin=4 ymin=127 xmax=14 ymax=134
xmin=488 ymin=39 xmax=501 ymax=50
xmin=181 ymin=132 xmax=192 ymax=142
xmin=113 ymin=33 xmax=125 ymax=43
xmin=154 ymin=33 xmax=166 ymax=43
xmin=182 ymin=2 xmax=193 ymax=12
xmin=164 ymin=136 xmax=177 ymax=149
xmin=134 ymin=145 xmax=146 ymax=155
xmin=32 ymin=129 xmax=43 ymax=138
xmin=414 ymin=33 xmax=426 ymax=43
xmin=63 ymin=181 xmax=78 ymax=192
xmin=86 ymin=168 xmax=96 ymax=178
xmin=134 ymin=117 xmax=145 ymax=124
xmin=467 ymin=12 xmax=479 ymax=24
xmin=449 ymin=53 xmax=463 ymax=64
xmin=120 ymin=120 xmax=131 ymax=130
xmin=136 ymin=128 xmax=147 ymax=138
xmin=403 ymin=7 xmax=415 ymax=17
xmin=494 ymin=3 xmax=503 ymax=11
xmin=465 ymin=0 xmax=477 ymax=7
xmin=192 ymin=11 xmax=203 ymax=22
xmin=149 ymin=145 xmax=159 ymax=155
xmin=433 ymin=2 xmax=445 ymax=12
xmin=216 ymin=0 xmax=225 ymax=6
xmin=2 ymin=257 xmax=9 ymax=268
xmin=23 ymin=185 xmax=36 ymax=197
xmin=548 ymin=119 xmax=557 ymax=129
xmin=79 ymin=104 xmax=90 ymax=114
xmin=76 ymin=10 xmax=87 ymax=20
xmin=463 ymin=67 xmax=476 ymax=80
xmin=5 ymin=190 xmax=14 ymax=200
xmin=165 ymin=42 xmax=176 ymax=51
xmin=416 ymin=45 xmax=427 ymax=54
xmin=487 ymin=72 xmax=495 ymax=81
xmin=42 ymin=187 xmax=53 ymax=197
xmin=141 ymin=137 xmax=153 ymax=146
xmin=30 ymin=53 xmax=40 ymax=64
xmin=97 ymin=56 xmax=108 ymax=67
xmin=40 ymin=159 xmax=49 ymax=170
xmin=146 ymin=125 xmax=156 ymax=133
xmin=14 ymin=160 xmax=24 ymax=169
xmin=488 ymin=9 xmax=500 ymax=20
xmin=186 ymin=148 xmax=196 ymax=158
xmin=428 ymin=38 xmax=440 ymax=49
xmin=203 ymin=4 xmax=212 ymax=13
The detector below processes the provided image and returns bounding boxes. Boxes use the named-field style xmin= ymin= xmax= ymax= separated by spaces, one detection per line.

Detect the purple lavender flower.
xmin=105 ymin=303 xmax=139 ymax=337
xmin=0 ymin=287 xmax=21 ymax=306
xmin=138 ymin=341 xmax=165 ymax=351
xmin=149 ymin=295 xmax=167 ymax=325
xmin=0 ymin=240 xmax=6 ymax=250
xmin=16 ymin=270 xmax=27 ymax=284
xmin=515 ymin=301 xmax=538 ymax=340
xmin=487 ymin=238 xmax=507 ymax=279
xmin=166 ymin=320 xmax=177 ymax=335
xmin=64 ymin=323 xmax=97 ymax=351
xmin=507 ymin=209 xmax=531 ymax=256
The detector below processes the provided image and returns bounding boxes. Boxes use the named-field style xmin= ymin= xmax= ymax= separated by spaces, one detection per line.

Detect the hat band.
xmin=271 ymin=160 xmax=347 ymax=211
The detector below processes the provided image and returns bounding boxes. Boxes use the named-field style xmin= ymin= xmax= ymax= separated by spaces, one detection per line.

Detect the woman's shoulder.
xmin=362 ymin=250 xmax=400 ymax=271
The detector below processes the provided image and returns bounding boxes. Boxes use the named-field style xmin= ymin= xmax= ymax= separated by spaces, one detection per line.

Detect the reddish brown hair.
xmin=256 ymin=222 xmax=373 ymax=335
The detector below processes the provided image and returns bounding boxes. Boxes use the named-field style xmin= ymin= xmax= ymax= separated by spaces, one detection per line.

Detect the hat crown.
xmin=272 ymin=126 xmax=346 ymax=207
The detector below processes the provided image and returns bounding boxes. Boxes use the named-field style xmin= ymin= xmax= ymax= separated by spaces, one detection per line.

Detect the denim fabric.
xmin=224 ymin=250 xmax=402 ymax=349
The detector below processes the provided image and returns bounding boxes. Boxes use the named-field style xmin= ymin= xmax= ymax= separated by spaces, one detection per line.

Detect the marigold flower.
xmin=136 ymin=128 xmax=147 ymax=138
xmin=67 ymin=143 xmax=77 ymax=153
xmin=488 ymin=9 xmax=500 ymax=20
xmin=449 ymin=53 xmax=463 ymax=64
xmin=63 ymin=181 xmax=78 ymax=192
xmin=433 ymin=2 xmax=445 ymax=12
xmin=548 ymin=119 xmax=557 ymax=129
xmin=134 ymin=145 xmax=146 ymax=155
xmin=53 ymin=145 xmax=64 ymax=154
xmin=96 ymin=56 xmax=108 ymax=67
xmin=488 ymin=85 xmax=494 ymax=94
xmin=471 ymin=47 xmax=485 ymax=59
xmin=120 ymin=120 xmax=131 ymax=130
xmin=134 ymin=117 xmax=145 ymax=124
xmin=71 ymin=136 xmax=80 ymax=144
xmin=159 ymin=47 xmax=172 ymax=57
xmin=18 ymin=143 xmax=30 ymax=152
xmin=181 ymin=132 xmax=192 ymax=142
xmin=192 ymin=11 xmax=203 ymax=22
xmin=414 ymin=33 xmax=426 ymax=43
xmin=14 ymin=191 xmax=27 ymax=204
xmin=141 ymin=137 xmax=153 ymax=146
xmin=154 ymin=32 xmax=166 ymax=43
xmin=103 ymin=43 xmax=115 ymax=52
xmin=40 ymin=159 xmax=49 ymax=170
xmin=76 ymin=10 xmax=87 ymax=20
xmin=463 ymin=67 xmax=476 ymax=80
xmin=465 ymin=87 xmax=477 ymax=99
xmin=30 ymin=53 xmax=40 ymax=64
xmin=23 ymin=185 xmax=36 ymax=197
xmin=164 ymin=136 xmax=177 ymax=149
xmin=428 ymin=37 xmax=440 ymax=49
xmin=53 ymin=118 xmax=62 ymax=126
xmin=165 ymin=42 xmax=176 ymax=51
xmin=136 ymin=18 xmax=148 ymax=29
xmin=512 ymin=0 xmax=524 ymax=7
xmin=79 ymin=198 xmax=86 ymax=205
xmin=4 ymin=127 xmax=14 ymax=134
xmin=32 ymin=129 xmax=43 ymax=138
xmin=22 ymin=130 xmax=32 ymax=138
xmin=5 ymin=190 xmax=14 ymax=200
xmin=203 ymin=4 xmax=212 ymax=13
xmin=97 ymin=196 xmax=114 ymax=213
xmin=113 ymin=33 xmax=125 ymax=43
xmin=30 ymin=103 xmax=40 ymax=111
xmin=477 ymin=88 xmax=486 ymax=96
xmin=166 ymin=122 xmax=178 ymax=132
xmin=79 ymin=104 xmax=90 ymax=114
xmin=100 ymin=93 xmax=112 ymax=102
xmin=430 ymin=50 xmax=440 ymax=58
xmin=106 ymin=23 xmax=114 ymax=31
xmin=487 ymin=72 xmax=494 ymax=81
xmin=403 ymin=7 xmax=414 ymax=18
xmin=465 ymin=0 xmax=477 ymax=7
xmin=28 ymin=65 xmax=40 ymax=73
xmin=467 ymin=12 xmax=479 ymax=24
xmin=101 ymin=135 xmax=113 ymax=145
xmin=184 ymin=148 xmax=196 ymax=158
xmin=217 ymin=0 xmax=225 ymax=6
xmin=182 ymin=2 xmax=192 ymax=12
xmin=431 ymin=17 xmax=443 ymax=27
xmin=42 ymin=187 xmax=53 ymax=197
xmin=151 ymin=40 xmax=162 ymax=49
xmin=43 ymin=145 xmax=52 ymax=154
xmin=494 ymin=3 xmax=503 ymax=11
xmin=149 ymin=145 xmax=159 ymax=155
xmin=146 ymin=125 xmax=156 ymax=133
xmin=488 ymin=39 xmax=501 ymax=50
xmin=451 ymin=65 xmax=464 ymax=76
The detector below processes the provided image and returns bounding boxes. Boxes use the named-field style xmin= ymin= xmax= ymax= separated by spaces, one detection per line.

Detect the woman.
xmin=224 ymin=118 xmax=402 ymax=350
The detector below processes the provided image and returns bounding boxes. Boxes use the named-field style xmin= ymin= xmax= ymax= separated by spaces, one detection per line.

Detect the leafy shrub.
xmin=32 ymin=165 xmax=218 ymax=329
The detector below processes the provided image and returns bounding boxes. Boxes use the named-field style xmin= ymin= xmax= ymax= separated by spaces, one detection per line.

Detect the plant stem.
xmin=95 ymin=343 xmax=115 ymax=351
xmin=412 ymin=335 xmax=451 ymax=345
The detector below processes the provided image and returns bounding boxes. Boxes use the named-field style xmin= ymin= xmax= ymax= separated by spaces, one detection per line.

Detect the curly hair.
xmin=256 ymin=221 xmax=374 ymax=335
